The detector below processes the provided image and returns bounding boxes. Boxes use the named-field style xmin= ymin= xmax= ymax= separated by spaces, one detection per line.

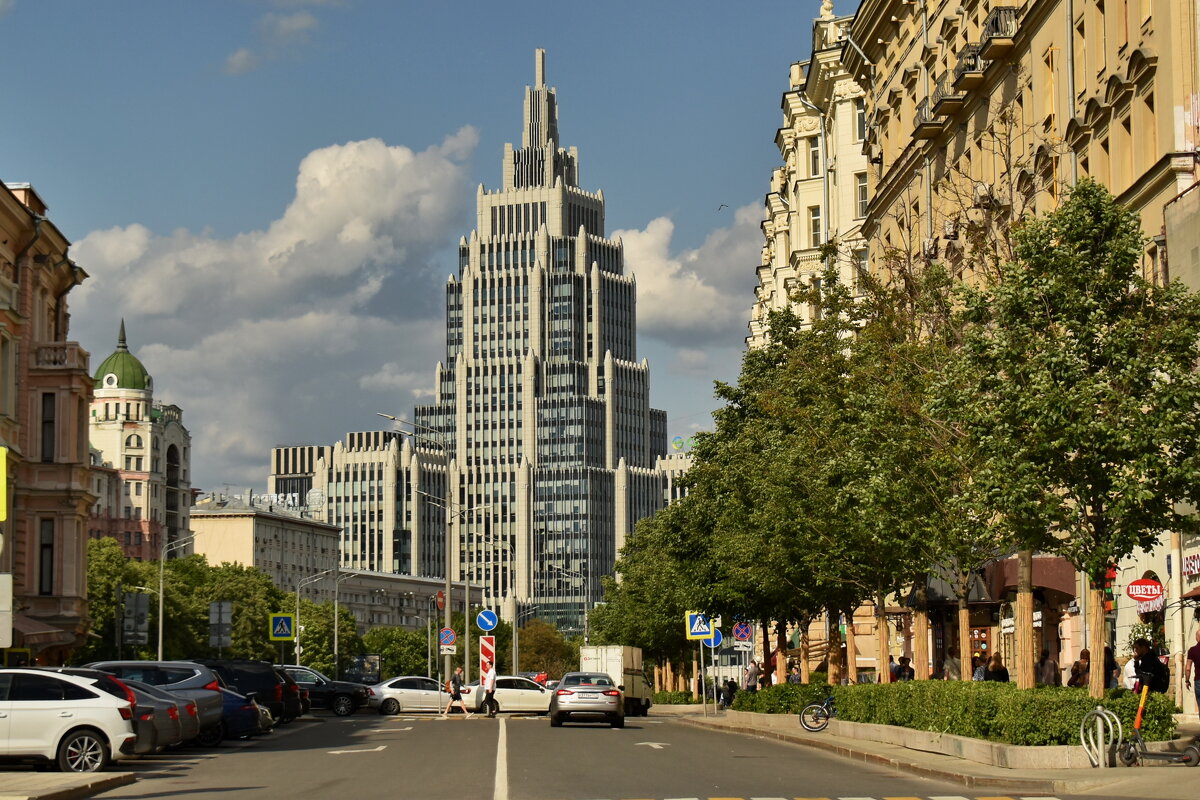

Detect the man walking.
xmin=481 ymin=659 xmax=498 ymax=718
xmin=1185 ymin=629 xmax=1200 ymax=712
xmin=442 ymin=666 xmax=472 ymax=718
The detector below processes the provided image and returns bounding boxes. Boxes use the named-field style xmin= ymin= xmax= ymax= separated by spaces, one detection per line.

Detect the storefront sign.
xmin=1183 ymin=553 xmax=1200 ymax=578
xmin=1125 ymin=579 xmax=1164 ymax=602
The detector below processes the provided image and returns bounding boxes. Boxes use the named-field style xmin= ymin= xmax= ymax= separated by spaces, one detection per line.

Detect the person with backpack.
xmin=1132 ymin=638 xmax=1170 ymax=694
xmin=441 ymin=666 xmax=473 ymax=718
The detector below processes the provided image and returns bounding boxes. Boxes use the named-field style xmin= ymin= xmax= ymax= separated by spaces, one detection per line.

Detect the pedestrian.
xmin=1103 ymin=646 xmax=1119 ymax=690
xmin=888 ymin=655 xmax=899 ymax=682
xmin=481 ymin=659 xmax=499 ymax=717
xmin=894 ymin=656 xmax=915 ymax=681
xmin=1066 ymin=648 xmax=1090 ymax=687
xmin=1185 ymin=629 xmax=1200 ymax=712
xmin=970 ymin=654 xmax=986 ymax=681
xmin=758 ymin=660 xmax=770 ymax=690
xmin=1036 ymin=648 xmax=1061 ymax=686
xmin=723 ymin=679 xmax=738 ymax=709
xmin=1131 ymin=638 xmax=1170 ymax=694
xmin=1122 ymin=654 xmax=1138 ymax=689
xmin=942 ymin=646 xmax=961 ymax=681
xmin=983 ymin=653 xmax=1010 ymax=682
xmin=442 ymin=666 xmax=473 ymax=718
xmin=787 ymin=664 xmax=802 ymax=685
xmin=743 ymin=660 xmax=759 ymax=693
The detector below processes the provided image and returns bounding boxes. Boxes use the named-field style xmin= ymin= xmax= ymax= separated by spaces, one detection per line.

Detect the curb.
xmin=672 ymin=716 xmax=1119 ymax=794
xmin=0 ymin=772 xmax=136 ymax=800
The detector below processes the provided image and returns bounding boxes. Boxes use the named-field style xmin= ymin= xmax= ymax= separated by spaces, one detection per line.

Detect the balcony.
xmin=913 ymin=99 xmax=942 ymax=140
xmin=33 ymin=342 xmax=88 ymax=371
xmin=932 ymin=72 xmax=965 ymax=116
xmin=953 ymin=44 xmax=987 ymax=90
xmin=980 ymin=7 xmax=1020 ymax=60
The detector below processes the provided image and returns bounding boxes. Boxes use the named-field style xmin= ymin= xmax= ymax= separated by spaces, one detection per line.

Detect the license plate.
xmin=579 ymin=692 xmax=598 ymax=699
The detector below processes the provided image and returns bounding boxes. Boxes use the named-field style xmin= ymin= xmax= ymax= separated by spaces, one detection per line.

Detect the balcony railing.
xmin=33 ymin=342 xmax=88 ymax=371
xmin=913 ymin=98 xmax=942 ymax=139
xmin=932 ymin=72 xmax=966 ymax=115
xmin=953 ymin=43 xmax=987 ymax=89
xmin=981 ymin=6 xmax=1020 ymax=59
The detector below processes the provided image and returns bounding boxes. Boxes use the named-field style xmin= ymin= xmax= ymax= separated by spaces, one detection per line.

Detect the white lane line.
xmin=328 ymin=745 xmax=387 ymax=754
xmin=366 ymin=726 xmax=412 ymax=732
xmin=493 ymin=716 xmax=508 ymax=800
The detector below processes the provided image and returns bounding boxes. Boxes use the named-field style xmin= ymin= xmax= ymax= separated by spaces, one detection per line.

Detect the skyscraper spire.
xmin=535 ymin=47 xmax=545 ymax=89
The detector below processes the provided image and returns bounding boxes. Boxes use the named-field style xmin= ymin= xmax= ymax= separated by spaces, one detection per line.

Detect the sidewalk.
xmin=661 ymin=706 xmax=1200 ymax=800
xmin=0 ymin=772 xmax=134 ymax=800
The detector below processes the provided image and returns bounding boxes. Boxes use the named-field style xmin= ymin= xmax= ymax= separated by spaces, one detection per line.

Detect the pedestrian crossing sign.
xmin=685 ymin=611 xmax=712 ymax=640
xmin=269 ymin=613 xmax=295 ymax=641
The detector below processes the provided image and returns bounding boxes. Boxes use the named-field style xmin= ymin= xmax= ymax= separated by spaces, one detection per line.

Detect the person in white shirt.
xmin=482 ymin=660 xmax=498 ymax=718
xmin=1122 ymin=656 xmax=1138 ymax=690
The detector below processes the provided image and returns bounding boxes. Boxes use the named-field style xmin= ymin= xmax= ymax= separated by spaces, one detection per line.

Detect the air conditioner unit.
xmin=943 ymin=219 xmax=959 ymax=239
xmin=973 ymin=182 xmax=994 ymax=208
xmin=922 ymin=238 xmax=939 ymax=258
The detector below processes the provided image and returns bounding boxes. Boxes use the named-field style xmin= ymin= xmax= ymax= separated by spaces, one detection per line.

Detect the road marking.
xmin=367 ymin=726 xmax=412 ymax=732
xmin=493 ymin=716 xmax=508 ymax=800
xmin=328 ymin=745 xmax=387 ymax=754
xmin=634 ymin=741 xmax=669 ymax=749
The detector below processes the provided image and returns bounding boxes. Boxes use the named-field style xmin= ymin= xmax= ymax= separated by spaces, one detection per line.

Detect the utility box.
xmin=580 ymin=644 xmax=652 ymax=717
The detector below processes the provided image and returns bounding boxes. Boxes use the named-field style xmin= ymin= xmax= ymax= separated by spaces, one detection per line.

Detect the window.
xmin=39 ymin=518 xmax=54 ymax=595
xmin=126 ymin=434 xmax=143 ymax=449
xmin=808 ymin=206 xmax=823 ymax=248
xmin=807 ymin=137 xmax=821 ymax=177
xmin=40 ymin=393 xmax=55 ymax=462
xmin=855 ymin=173 xmax=869 ymax=218
xmin=854 ymin=98 xmax=866 ymax=142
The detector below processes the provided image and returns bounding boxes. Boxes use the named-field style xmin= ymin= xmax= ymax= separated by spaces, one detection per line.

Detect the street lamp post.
xmin=513 ymin=604 xmax=540 ymax=673
xmin=157 ymin=535 xmax=195 ymax=660
xmin=332 ymin=570 xmax=354 ymax=679
xmin=296 ymin=568 xmax=336 ymax=667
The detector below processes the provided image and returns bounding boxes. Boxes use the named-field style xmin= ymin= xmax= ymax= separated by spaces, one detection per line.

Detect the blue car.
xmin=220 ymin=688 xmax=268 ymax=739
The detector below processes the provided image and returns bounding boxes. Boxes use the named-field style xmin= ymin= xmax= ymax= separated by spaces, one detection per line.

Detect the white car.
xmin=368 ymin=676 xmax=443 ymax=714
xmin=0 ymin=668 xmax=137 ymax=771
xmin=467 ymin=675 xmax=552 ymax=715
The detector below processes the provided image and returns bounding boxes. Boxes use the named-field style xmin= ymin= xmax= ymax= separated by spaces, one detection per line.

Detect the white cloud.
xmin=72 ymin=130 xmax=478 ymax=487
xmin=0 ymin=0 xmax=14 ymax=20
xmin=616 ymin=202 xmax=761 ymax=348
xmin=225 ymin=8 xmax=321 ymax=76
xmin=224 ymin=48 xmax=258 ymax=75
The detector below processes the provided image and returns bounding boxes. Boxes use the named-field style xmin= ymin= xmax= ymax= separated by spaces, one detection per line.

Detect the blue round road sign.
xmin=703 ymin=629 xmax=724 ymax=648
xmin=439 ymin=627 xmax=457 ymax=646
xmin=477 ymin=609 xmax=498 ymax=632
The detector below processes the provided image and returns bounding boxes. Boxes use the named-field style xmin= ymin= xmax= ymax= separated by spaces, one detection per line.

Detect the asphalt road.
xmin=93 ymin=712 xmax=1060 ymax=800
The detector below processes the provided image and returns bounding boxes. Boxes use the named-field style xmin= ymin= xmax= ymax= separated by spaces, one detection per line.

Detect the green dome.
xmin=94 ymin=321 xmax=152 ymax=391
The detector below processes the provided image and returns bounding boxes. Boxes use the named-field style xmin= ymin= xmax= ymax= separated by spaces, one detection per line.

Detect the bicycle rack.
xmin=1081 ymin=705 xmax=1123 ymax=768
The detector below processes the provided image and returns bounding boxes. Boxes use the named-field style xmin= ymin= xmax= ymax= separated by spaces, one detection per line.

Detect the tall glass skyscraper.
xmin=412 ymin=50 xmax=668 ymax=632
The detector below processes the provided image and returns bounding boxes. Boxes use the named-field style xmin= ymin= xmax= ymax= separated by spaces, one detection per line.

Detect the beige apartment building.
xmin=749 ymin=2 xmax=870 ymax=348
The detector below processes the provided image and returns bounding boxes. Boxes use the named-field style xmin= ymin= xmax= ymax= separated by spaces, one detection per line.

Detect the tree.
xmin=944 ymin=179 xmax=1200 ymax=697
xmin=362 ymin=626 xmax=429 ymax=679
xmin=515 ymin=619 xmax=577 ymax=678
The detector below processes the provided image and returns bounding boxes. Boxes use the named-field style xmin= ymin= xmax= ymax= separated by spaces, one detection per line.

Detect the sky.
xmin=1 ymin=0 xmax=819 ymax=490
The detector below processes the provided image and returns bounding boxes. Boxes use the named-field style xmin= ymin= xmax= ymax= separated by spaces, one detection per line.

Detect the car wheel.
xmin=611 ymin=715 xmax=625 ymax=729
xmin=194 ymin=721 xmax=224 ymax=748
xmin=331 ymin=695 xmax=355 ymax=716
xmin=379 ymin=698 xmax=400 ymax=715
xmin=550 ymin=713 xmax=563 ymax=727
xmin=56 ymin=729 xmax=110 ymax=773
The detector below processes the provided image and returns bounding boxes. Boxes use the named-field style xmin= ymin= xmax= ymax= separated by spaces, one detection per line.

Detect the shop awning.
xmin=910 ymin=568 xmax=994 ymax=605
xmin=12 ymin=614 xmax=73 ymax=648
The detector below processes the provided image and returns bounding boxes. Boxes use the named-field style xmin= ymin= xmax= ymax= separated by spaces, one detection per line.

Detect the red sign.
xmin=1126 ymin=579 xmax=1164 ymax=602
xmin=436 ymin=590 xmax=445 ymax=610
xmin=479 ymin=635 xmax=495 ymax=676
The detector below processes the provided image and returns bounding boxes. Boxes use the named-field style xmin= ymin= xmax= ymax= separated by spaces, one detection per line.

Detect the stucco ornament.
xmin=820 ymin=0 xmax=835 ymax=20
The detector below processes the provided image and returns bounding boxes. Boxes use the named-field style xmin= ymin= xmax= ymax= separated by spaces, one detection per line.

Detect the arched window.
xmin=125 ymin=434 xmax=143 ymax=449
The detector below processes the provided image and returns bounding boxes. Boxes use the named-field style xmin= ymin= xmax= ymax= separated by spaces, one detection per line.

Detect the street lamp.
xmin=158 ymin=535 xmax=195 ymax=660
xmin=513 ymin=604 xmax=540 ymax=673
xmin=332 ymin=570 xmax=355 ymax=679
xmin=549 ymin=564 xmax=590 ymax=645
xmin=296 ymin=568 xmax=336 ymax=667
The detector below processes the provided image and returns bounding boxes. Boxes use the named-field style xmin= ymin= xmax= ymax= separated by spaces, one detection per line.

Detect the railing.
xmin=983 ymin=6 xmax=1019 ymax=41
xmin=932 ymin=72 xmax=964 ymax=108
xmin=953 ymin=43 xmax=986 ymax=81
xmin=33 ymin=342 xmax=88 ymax=370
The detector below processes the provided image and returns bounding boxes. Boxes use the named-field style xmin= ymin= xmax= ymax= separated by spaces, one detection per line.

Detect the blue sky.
xmin=1 ymin=0 xmax=819 ymax=488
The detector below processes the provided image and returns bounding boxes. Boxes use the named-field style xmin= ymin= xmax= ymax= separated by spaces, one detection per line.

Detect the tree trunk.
xmin=826 ymin=608 xmax=843 ymax=685
xmin=913 ymin=583 xmax=930 ymax=679
xmin=800 ymin=621 xmax=811 ymax=684
xmin=1016 ymin=549 xmax=1035 ymax=689
xmin=760 ymin=621 xmax=772 ymax=675
xmin=876 ymin=591 xmax=890 ymax=683
xmin=692 ymin=652 xmax=700 ymax=700
xmin=1088 ymin=578 xmax=1106 ymax=699
xmin=775 ymin=621 xmax=788 ymax=686
xmin=958 ymin=569 xmax=972 ymax=681
xmin=844 ymin=608 xmax=858 ymax=684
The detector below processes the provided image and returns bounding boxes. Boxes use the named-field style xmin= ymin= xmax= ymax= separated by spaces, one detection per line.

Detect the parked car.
xmin=549 ymin=671 xmax=625 ymax=728
xmin=0 ymin=668 xmax=137 ymax=772
xmin=193 ymin=659 xmax=289 ymax=725
xmin=84 ymin=660 xmax=225 ymax=746
xmin=367 ymin=675 xmax=443 ymax=714
xmin=466 ymin=675 xmax=552 ymax=715
xmin=219 ymin=687 xmax=270 ymax=739
xmin=276 ymin=665 xmax=370 ymax=716
xmin=273 ymin=667 xmax=304 ymax=723
xmin=127 ymin=687 xmax=182 ymax=754
xmin=122 ymin=679 xmax=200 ymax=744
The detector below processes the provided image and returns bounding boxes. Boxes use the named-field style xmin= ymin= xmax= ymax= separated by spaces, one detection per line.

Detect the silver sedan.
xmin=548 ymin=672 xmax=624 ymax=728
xmin=367 ymin=675 xmax=443 ymax=714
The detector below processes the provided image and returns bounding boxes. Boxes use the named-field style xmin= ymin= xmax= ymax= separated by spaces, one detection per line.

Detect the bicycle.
xmin=799 ymin=695 xmax=835 ymax=732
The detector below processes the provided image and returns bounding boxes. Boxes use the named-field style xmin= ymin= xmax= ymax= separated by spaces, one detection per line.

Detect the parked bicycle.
xmin=799 ymin=695 xmax=835 ymax=732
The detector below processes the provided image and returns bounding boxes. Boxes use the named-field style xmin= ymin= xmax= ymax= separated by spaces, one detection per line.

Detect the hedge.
xmin=653 ymin=690 xmax=697 ymax=705
xmin=731 ymin=681 xmax=1178 ymax=746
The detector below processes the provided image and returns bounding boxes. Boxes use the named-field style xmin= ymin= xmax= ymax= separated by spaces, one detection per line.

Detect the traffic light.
xmin=1103 ymin=565 xmax=1118 ymax=613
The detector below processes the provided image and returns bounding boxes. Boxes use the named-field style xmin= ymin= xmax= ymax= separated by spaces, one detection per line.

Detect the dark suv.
xmin=276 ymin=665 xmax=369 ymax=716
xmin=194 ymin=660 xmax=296 ymax=725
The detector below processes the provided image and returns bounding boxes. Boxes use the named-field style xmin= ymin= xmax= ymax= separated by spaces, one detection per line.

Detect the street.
xmin=93 ymin=712 xmax=1070 ymax=800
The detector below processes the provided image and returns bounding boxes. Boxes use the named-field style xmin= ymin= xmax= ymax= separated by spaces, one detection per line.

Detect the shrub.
xmin=653 ymin=690 xmax=697 ymax=705
xmin=739 ymin=680 xmax=1178 ymax=746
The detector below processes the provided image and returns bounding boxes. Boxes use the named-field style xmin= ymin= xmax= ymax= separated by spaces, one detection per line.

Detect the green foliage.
xmin=731 ymin=682 xmax=829 ymax=713
xmin=362 ymin=626 xmax=430 ymax=679
xmin=514 ymin=619 xmax=577 ymax=678
xmin=653 ymin=691 xmax=697 ymax=705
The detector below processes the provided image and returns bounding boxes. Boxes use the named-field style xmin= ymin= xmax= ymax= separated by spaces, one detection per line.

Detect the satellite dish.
xmin=305 ymin=489 xmax=327 ymax=509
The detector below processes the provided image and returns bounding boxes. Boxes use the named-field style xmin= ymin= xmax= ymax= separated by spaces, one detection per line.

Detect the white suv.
xmin=0 ymin=668 xmax=137 ymax=772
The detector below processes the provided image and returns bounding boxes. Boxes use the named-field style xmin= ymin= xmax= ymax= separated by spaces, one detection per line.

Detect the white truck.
xmin=579 ymin=645 xmax=653 ymax=717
